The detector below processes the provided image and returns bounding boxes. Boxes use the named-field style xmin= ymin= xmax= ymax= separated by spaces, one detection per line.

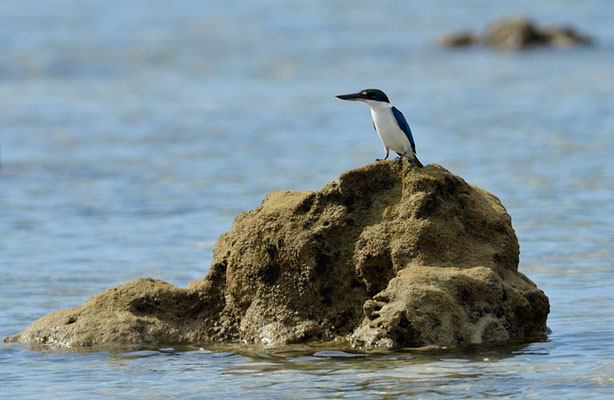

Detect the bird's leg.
xmin=395 ymin=151 xmax=407 ymax=164
xmin=376 ymin=149 xmax=390 ymax=162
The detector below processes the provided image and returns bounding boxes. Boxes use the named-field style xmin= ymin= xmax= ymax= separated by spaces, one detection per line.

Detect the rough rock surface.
xmin=4 ymin=162 xmax=550 ymax=349
xmin=438 ymin=16 xmax=592 ymax=50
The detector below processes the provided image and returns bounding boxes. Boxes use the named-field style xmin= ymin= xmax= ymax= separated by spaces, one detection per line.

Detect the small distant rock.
xmin=484 ymin=16 xmax=546 ymax=49
xmin=437 ymin=30 xmax=479 ymax=48
xmin=439 ymin=16 xmax=592 ymax=50
xmin=4 ymin=162 xmax=550 ymax=350
xmin=540 ymin=25 xmax=593 ymax=48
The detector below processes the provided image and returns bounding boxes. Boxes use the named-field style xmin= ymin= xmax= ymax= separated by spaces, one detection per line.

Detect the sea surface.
xmin=1 ymin=0 xmax=613 ymax=398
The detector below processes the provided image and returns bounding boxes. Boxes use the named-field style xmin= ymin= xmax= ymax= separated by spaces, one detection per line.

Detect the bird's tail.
xmin=413 ymin=154 xmax=424 ymax=168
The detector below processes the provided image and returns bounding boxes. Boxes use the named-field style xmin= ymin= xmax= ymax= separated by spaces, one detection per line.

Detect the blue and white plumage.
xmin=336 ymin=88 xmax=423 ymax=167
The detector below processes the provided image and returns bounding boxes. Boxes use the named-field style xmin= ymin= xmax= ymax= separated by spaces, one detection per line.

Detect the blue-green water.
xmin=1 ymin=1 xmax=613 ymax=398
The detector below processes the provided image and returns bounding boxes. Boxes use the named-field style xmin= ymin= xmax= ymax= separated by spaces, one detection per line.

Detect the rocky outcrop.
xmin=4 ymin=162 xmax=549 ymax=349
xmin=438 ymin=16 xmax=592 ymax=50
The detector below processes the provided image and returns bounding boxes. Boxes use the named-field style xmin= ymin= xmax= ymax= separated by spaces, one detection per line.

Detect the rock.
xmin=4 ymin=278 xmax=223 ymax=347
xmin=4 ymin=162 xmax=550 ymax=349
xmin=439 ymin=16 xmax=592 ymax=50
xmin=437 ymin=30 xmax=479 ymax=48
xmin=540 ymin=25 xmax=592 ymax=48
xmin=484 ymin=16 xmax=547 ymax=50
xmin=351 ymin=266 xmax=549 ymax=348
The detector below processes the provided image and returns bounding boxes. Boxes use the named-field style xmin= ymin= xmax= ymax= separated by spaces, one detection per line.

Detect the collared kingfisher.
xmin=336 ymin=88 xmax=423 ymax=167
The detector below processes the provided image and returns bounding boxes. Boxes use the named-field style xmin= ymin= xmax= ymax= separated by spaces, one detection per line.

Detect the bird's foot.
xmin=375 ymin=158 xmax=382 ymax=162
xmin=394 ymin=156 xmax=403 ymax=164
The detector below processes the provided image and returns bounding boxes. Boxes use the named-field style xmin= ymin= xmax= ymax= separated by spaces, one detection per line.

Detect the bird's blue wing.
xmin=391 ymin=106 xmax=416 ymax=153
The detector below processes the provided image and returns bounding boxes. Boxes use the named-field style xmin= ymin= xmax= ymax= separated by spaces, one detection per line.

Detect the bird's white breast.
xmin=367 ymin=101 xmax=411 ymax=155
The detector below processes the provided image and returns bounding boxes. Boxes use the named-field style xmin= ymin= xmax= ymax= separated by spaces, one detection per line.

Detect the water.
xmin=1 ymin=0 xmax=613 ymax=398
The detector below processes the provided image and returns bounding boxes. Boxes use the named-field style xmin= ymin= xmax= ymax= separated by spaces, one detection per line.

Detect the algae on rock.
xmin=4 ymin=162 xmax=549 ymax=349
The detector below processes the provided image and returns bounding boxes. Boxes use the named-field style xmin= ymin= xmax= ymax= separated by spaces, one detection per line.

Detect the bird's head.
xmin=336 ymin=88 xmax=390 ymax=104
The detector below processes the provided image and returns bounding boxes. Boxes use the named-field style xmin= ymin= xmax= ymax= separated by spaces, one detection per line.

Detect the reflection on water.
xmin=6 ymin=341 xmax=557 ymax=399
xmin=1 ymin=0 xmax=614 ymax=398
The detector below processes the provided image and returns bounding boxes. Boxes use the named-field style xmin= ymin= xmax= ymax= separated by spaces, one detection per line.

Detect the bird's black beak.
xmin=336 ymin=92 xmax=363 ymax=101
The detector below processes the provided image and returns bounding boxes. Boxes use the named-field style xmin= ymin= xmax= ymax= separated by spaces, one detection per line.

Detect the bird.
xmin=336 ymin=88 xmax=423 ymax=167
